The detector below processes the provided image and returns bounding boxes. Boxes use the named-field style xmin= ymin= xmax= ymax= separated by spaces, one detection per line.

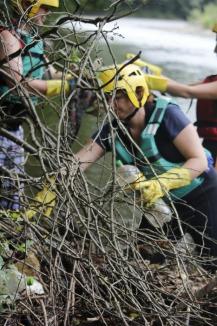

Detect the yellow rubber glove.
xmin=46 ymin=79 xmax=76 ymax=97
xmin=133 ymin=167 xmax=191 ymax=205
xmin=145 ymin=75 xmax=168 ymax=92
xmin=126 ymin=53 xmax=162 ymax=76
xmin=26 ymin=176 xmax=56 ymax=219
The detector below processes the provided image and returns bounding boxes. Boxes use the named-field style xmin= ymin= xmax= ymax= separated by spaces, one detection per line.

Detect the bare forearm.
xmin=166 ymin=79 xmax=195 ymax=98
xmin=2 ymin=67 xmax=70 ymax=97
xmin=74 ymin=140 xmax=105 ymax=172
xmin=2 ymin=69 xmax=48 ymax=95
xmin=182 ymin=157 xmax=208 ymax=179
xmin=20 ymin=78 xmax=70 ymax=97
xmin=173 ymin=124 xmax=208 ymax=179
xmin=167 ymin=78 xmax=217 ymax=99
xmin=27 ymin=79 xmax=47 ymax=95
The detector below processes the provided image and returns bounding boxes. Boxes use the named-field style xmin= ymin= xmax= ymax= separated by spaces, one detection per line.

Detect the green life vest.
xmin=0 ymin=27 xmax=45 ymax=105
xmin=115 ymin=97 xmax=205 ymax=199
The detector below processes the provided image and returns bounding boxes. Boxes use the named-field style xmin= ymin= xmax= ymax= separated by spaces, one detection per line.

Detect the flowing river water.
xmin=72 ymin=17 xmax=217 ymax=184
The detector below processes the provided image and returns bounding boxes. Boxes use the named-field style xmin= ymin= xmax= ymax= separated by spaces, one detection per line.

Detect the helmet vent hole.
xmin=128 ymin=72 xmax=136 ymax=77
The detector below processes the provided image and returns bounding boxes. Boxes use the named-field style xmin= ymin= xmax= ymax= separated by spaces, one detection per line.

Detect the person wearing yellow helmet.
xmin=11 ymin=0 xmax=59 ymax=19
xmin=28 ymin=0 xmax=59 ymax=18
xmin=143 ymin=24 xmax=217 ymax=171
xmin=74 ymin=61 xmax=217 ymax=270
xmin=98 ymin=63 xmax=149 ymax=122
xmin=0 ymin=0 xmax=76 ymax=211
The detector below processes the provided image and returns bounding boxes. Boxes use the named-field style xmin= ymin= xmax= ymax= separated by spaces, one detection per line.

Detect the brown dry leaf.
xmin=15 ymin=251 xmax=40 ymax=276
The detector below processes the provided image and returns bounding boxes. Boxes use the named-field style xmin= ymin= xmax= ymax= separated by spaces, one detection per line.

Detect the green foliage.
xmin=26 ymin=276 xmax=35 ymax=286
xmin=61 ymin=0 xmax=195 ymax=18
xmin=61 ymin=0 xmax=148 ymax=14
xmin=1 ymin=0 xmax=216 ymax=23
xmin=70 ymin=49 xmax=81 ymax=64
xmin=59 ymin=0 xmax=217 ymax=21
xmin=11 ymin=240 xmax=33 ymax=254
xmin=190 ymin=3 xmax=217 ymax=28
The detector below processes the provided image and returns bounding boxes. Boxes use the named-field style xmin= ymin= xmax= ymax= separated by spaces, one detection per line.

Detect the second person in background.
xmin=143 ymin=23 xmax=217 ymax=169
xmin=0 ymin=0 xmax=76 ymax=211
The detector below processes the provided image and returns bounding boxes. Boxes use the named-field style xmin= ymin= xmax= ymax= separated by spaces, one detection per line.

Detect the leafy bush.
xmin=190 ymin=3 xmax=217 ymax=29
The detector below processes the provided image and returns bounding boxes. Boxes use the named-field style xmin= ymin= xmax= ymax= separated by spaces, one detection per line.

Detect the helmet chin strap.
xmin=122 ymin=107 xmax=138 ymax=124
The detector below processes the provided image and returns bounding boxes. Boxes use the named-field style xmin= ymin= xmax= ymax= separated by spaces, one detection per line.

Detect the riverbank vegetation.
xmin=189 ymin=3 xmax=217 ymax=28
xmin=77 ymin=0 xmax=217 ymax=28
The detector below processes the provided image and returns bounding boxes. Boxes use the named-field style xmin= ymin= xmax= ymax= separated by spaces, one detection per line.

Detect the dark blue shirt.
xmin=92 ymin=101 xmax=191 ymax=163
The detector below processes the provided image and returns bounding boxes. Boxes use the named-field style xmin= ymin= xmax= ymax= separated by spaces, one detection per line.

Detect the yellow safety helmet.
xmin=98 ymin=64 xmax=149 ymax=109
xmin=11 ymin=0 xmax=59 ymax=18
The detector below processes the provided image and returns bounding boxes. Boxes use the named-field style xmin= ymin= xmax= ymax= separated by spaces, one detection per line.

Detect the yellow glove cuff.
xmin=125 ymin=172 xmax=145 ymax=189
xmin=145 ymin=75 xmax=168 ymax=92
xmin=46 ymin=80 xmax=70 ymax=97
xmin=160 ymin=167 xmax=191 ymax=191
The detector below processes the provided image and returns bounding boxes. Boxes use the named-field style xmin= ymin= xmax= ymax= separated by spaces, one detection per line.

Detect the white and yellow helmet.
xmin=11 ymin=0 xmax=59 ymax=18
xmin=98 ymin=63 xmax=149 ymax=109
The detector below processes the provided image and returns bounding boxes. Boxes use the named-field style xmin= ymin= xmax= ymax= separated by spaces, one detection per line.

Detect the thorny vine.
xmin=0 ymin=1 xmax=217 ymax=325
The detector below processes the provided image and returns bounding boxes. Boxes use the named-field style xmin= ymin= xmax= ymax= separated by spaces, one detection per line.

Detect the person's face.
xmin=31 ymin=5 xmax=51 ymax=25
xmin=107 ymin=90 xmax=136 ymax=121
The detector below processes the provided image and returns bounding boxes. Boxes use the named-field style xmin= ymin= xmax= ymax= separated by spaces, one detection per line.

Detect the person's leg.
xmin=0 ymin=135 xmax=9 ymax=209
xmin=0 ymin=127 xmax=24 ymax=211
xmin=138 ymin=215 xmax=168 ymax=264
xmin=10 ymin=127 xmax=25 ymax=210
xmin=174 ymin=168 xmax=217 ymax=270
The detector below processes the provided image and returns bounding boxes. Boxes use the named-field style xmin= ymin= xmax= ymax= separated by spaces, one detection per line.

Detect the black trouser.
xmin=203 ymin=139 xmax=217 ymax=163
xmin=139 ymin=168 xmax=217 ymax=270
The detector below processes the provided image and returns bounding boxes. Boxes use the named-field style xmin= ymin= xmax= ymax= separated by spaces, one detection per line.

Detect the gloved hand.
xmin=133 ymin=167 xmax=191 ymax=205
xmin=145 ymin=74 xmax=168 ymax=93
xmin=126 ymin=53 xmax=162 ymax=76
xmin=26 ymin=176 xmax=56 ymax=219
xmin=46 ymin=79 xmax=76 ymax=97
